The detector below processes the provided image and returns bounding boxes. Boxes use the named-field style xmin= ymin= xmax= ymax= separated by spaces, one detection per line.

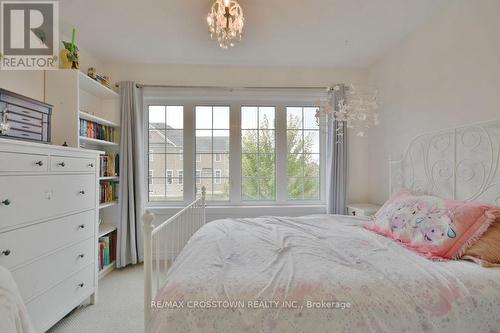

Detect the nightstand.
xmin=346 ymin=203 xmax=381 ymax=217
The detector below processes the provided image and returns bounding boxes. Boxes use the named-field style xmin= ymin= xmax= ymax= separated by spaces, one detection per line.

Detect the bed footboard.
xmin=142 ymin=187 xmax=206 ymax=331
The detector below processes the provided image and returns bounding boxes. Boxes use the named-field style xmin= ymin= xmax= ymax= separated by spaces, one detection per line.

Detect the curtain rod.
xmin=114 ymin=83 xmax=335 ymax=91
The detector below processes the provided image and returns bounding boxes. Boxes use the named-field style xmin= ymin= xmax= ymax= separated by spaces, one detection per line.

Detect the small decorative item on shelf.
xmin=88 ymin=67 xmax=97 ymax=79
xmin=0 ymin=112 xmax=10 ymax=135
xmin=87 ymin=67 xmax=112 ymax=88
xmin=60 ymin=28 xmax=80 ymax=69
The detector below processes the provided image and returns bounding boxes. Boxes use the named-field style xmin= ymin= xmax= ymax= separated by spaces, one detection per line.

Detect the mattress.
xmin=150 ymin=214 xmax=500 ymax=333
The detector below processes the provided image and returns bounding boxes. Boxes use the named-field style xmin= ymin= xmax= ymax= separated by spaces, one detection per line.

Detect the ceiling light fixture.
xmin=207 ymin=0 xmax=244 ymax=49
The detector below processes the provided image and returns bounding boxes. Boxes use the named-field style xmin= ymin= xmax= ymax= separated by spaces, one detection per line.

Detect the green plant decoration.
xmin=62 ymin=28 xmax=79 ymax=68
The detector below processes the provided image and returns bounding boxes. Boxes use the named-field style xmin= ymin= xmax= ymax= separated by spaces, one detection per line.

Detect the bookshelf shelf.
xmin=99 ymin=201 xmax=118 ymax=209
xmin=98 ymin=222 xmax=118 ymax=237
xmin=79 ymin=71 xmax=119 ymax=99
xmin=79 ymin=136 xmax=118 ymax=147
xmin=98 ymin=261 xmax=116 ymax=280
xmin=79 ymin=111 xmax=120 ymax=128
xmin=99 ymin=176 xmax=119 ymax=181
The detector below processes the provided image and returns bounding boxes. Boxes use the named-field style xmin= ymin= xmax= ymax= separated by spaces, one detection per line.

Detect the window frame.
xmin=144 ymin=92 xmax=326 ymax=208
xmin=195 ymin=105 xmax=231 ymax=202
xmin=166 ymin=169 xmax=173 ymax=185
xmin=285 ymin=106 xmax=322 ymax=201
xmin=178 ymin=170 xmax=184 ymax=185
xmin=241 ymin=105 xmax=277 ymax=201
xmin=214 ymin=169 xmax=222 ymax=184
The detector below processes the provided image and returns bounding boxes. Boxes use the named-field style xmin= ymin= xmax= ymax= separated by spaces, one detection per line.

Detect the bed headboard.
xmin=389 ymin=120 xmax=500 ymax=206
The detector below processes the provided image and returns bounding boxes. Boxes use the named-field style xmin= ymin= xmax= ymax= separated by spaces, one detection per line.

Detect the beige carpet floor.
xmin=48 ymin=264 xmax=144 ymax=333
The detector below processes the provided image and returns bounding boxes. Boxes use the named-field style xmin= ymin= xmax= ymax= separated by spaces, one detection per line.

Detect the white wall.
xmin=366 ymin=0 xmax=500 ymax=204
xmin=105 ymin=63 xmax=371 ymax=205
xmin=0 ymin=34 xmax=103 ymax=102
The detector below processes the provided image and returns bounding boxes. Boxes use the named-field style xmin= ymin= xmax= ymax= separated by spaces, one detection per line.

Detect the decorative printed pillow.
xmin=364 ymin=192 xmax=500 ymax=259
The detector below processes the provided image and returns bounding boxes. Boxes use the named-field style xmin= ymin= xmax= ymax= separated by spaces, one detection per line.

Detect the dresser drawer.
xmin=6 ymin=129 xmax=43 ymax=141
xmin=0 ymin=93 xmax=49 ymax=116
xmin=0 ymin=174 xmax=95 ymax=230
xmin=27 ymin=265 xmax=94 ymax=333
xmin=50 ymin=155 xmax=97 ymax=173
xmin=0 ymin=151 xmax=48 ymax=172
xmin=0 ymin=210 xmax=95 ymax=270
xmin=9 ymin=120 xmax=42 ymax=134
xmin=12 ymin=238 xmax=94 ymax=302
xmin=6 ymin=110 xmax=43 ymax=126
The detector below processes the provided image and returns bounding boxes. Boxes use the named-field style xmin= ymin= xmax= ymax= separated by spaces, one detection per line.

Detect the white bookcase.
xmin=45 ymin=69 xmax=120 ymax=279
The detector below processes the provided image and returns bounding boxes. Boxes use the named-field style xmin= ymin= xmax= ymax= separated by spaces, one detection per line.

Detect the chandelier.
xmin=317 ymin=84 xmax=380 ymax=142
xmin=207 ymin=0 xmax=244 ymax=49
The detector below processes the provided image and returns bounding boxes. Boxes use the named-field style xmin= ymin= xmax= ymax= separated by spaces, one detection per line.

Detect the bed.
xmin=0 ymin=266 xmax=34 ymax=333
xmin=143 ymin=120 xmax=500 ymax=333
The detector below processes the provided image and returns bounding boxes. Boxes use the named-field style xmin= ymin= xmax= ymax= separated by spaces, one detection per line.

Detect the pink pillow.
xmin=364 ymin=192 xmax=500 ymax=259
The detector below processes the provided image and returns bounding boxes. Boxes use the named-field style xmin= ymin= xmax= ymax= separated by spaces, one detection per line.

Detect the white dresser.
xmin=0 ymin=138 xmax=102 ymax=332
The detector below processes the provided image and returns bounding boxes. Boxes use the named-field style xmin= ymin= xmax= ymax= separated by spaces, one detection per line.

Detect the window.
xmin=196 ymin=170 xmax=201 ymax=184
xmin=214 ymin=169 xmax=222 ymax=184
xmin=166 ymin=170 xmax=173 ymax=185
xmin=148 ymin=170 xmax=153 ymax=192
xmin=195 ymin=106 xmax=230 ymax=201
xmin=286 ymin=107 xmax=320 ymax=200
xmin=241 ymin=106 xmax=276 ymax=201
xmin=148 ymin=105 xmax=184 ymax=201
xmin=145 ymin=95 xmax=323 ymax=206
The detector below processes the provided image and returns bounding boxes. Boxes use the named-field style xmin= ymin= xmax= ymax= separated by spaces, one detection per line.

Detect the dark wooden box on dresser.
xmin=0 ymin=138 xmax=102 ymax=332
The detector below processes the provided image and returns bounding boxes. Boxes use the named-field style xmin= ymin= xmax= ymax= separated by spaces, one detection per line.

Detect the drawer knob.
xmin=35 ymin=160 xmax=43 ymax=166
xmin=79 ymin=190 xmax=85 ymax=195
xmin=1 ymin=250 xmax=11 ymax=256
xmin=78 ymin=254 xmax=85 ymax=258
xmin=1 ymin=199 xmax=10 ymax=206
xmin=78 ymin=224 xmax=85 ymax=229
xmin=58 ymin=162 xmax=66 ymax=167
xmin=88 ymin=163 xmax=94 ymax=168
xmin=78 ymin=283 xmax=84 ymax=288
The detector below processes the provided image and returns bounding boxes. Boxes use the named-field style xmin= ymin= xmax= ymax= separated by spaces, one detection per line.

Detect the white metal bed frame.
xmin=389 ymin=119 xmax=500 ymax=205
xmin=142 ymin=187 xmax=206 ymax=332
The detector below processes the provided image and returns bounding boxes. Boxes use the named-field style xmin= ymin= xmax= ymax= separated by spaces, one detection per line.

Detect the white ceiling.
xmin=59 ymin=0 xmax=448 ymax=67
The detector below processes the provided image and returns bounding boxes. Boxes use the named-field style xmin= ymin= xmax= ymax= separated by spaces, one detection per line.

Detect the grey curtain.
xmin=326 ymin=85 xmax=348 ymax=214
xmin=117 ymin=81 xmax=144 ymax=267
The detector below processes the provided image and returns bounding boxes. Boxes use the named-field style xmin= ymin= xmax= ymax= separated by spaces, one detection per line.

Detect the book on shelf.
xmin=80 ymin=118 xmax=115 ymax=142
xmin=100 ymin=153 xmax=119 ymax=177
xmin=99 ymin=181 xmax=118 ymax=204
xmin=98 ymin=231 xmax=117 ymax=271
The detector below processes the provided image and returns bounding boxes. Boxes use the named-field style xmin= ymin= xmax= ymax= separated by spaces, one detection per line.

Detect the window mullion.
xmin=229 ymin=103 xmax=241 ymax=204
xmin=276 ymin=103 xmax=287 ymax=203
xmin=183 ymin=103 xmax=195 ymax=203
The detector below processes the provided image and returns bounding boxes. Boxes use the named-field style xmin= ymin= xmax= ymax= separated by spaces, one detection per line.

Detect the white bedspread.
xmin=0 ymin=266 xmax=34 ymax=333
xmin=150 ymin=215 xmax=500 ymax=333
